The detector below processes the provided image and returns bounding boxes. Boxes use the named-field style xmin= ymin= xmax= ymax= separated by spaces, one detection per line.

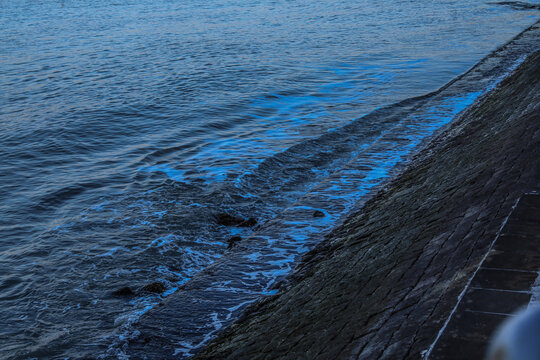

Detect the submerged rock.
xmin=313 ymin=210 xmax=325 ymax=218
xmin=141 ymin=282 xmax=166 ymax=294
xmin=240 ymin=217 xmax=257 ymax=227
xmin=112 ymin=286 xmax=135 ymax=297
xmin=216 ymin=213 xmax=257 ymax=227
xmin=216 ymin=213 xmax=243 ymax=226
xmin=227 ymin=236 xmax=242 ymax=249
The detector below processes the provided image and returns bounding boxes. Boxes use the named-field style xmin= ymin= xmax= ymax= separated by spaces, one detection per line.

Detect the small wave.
xmin=35 ymin=181 xmax=103 ymax=210
xmin=490 ymin=1 xmax=540 ymax=10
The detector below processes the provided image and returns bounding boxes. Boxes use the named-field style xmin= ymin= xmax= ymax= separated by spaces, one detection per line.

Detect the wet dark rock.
xmin=216 ymin=213 xmax=257 ymax=227
xmin=216 ymin=213 xmax=244 ymax=226
xmin=141 ymin=282 xmax=166 ymax=294
xmin=240 ymin=217 xmax=257 ymax=227
xmin=313 ymin=210 xmax=325 ymax=218
xmin=112 ymin=286 xmax=135 ymax=296
xmin=227 ymin=236 xmax=242 ymax=249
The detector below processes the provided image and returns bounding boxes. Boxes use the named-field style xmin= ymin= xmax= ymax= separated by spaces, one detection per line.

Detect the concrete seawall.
xmin=194 ymin=48 xmax=540 ymax=359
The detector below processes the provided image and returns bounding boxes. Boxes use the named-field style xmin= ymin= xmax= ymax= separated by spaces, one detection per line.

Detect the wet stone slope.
xmin=194 ymin=50 xmax=540 ymax=359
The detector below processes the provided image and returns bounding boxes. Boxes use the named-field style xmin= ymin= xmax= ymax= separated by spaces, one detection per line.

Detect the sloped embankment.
xmin=195 ymin=49 xmax=540 ymax=359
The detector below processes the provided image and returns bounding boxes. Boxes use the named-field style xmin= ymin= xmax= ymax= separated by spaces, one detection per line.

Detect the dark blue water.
xmin=0 ymin=0 xmax=538 ymax=358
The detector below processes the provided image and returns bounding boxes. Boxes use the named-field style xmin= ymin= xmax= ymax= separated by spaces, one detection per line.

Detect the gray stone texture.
xmin=431 ymin=193 xmax=540 ymax=359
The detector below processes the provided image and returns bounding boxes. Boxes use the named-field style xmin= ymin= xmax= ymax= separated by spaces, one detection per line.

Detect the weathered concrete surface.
xmin=430 ymin=193 xmax=540 ymax=359
xmin=194 ymin=50 xmax=540 ymax=359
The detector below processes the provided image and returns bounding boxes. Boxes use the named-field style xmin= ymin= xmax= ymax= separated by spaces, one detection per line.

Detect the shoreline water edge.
xmin=121 ymin=20 xmax=540 ymax=359
xmin=193 ymin=40 xmax=540 ymax=359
